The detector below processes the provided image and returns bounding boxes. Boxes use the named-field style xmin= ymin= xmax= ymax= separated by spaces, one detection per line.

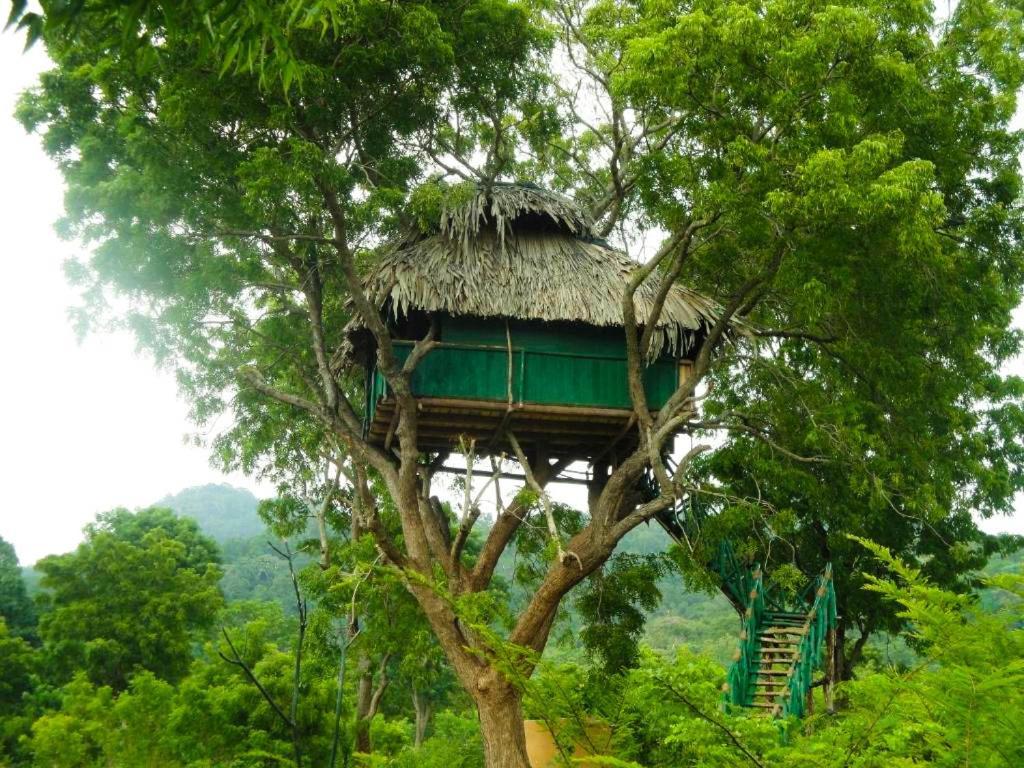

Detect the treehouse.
xmin=349 ymin=184 xmax=839 ymax=720
xmin=348 ymin=183 xmax=721 ymax=462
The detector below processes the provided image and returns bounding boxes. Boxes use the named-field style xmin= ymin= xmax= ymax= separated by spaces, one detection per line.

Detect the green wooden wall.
xmin=368 ymin=316 xmax=681 ymax=420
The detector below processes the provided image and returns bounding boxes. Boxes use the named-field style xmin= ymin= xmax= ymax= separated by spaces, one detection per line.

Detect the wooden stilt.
xmin=825 ymin=627 xmax=837 ymax=714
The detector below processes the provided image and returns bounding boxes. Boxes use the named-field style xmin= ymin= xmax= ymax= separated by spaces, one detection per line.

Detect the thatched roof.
xmin=347 ymin=183 xmax=724 ymax=362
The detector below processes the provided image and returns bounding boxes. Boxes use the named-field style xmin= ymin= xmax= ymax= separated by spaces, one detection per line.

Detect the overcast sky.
xmin=0 ymin=39 xmax=270 ymax=564
xmin=1 ymin=31 xmax=1022 ymax=566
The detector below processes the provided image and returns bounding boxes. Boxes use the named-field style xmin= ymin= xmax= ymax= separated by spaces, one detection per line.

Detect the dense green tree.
xmin=35 ymin=508 xmax=223 ymax=690
xmin=538 ymin=0 xmax=1024 ymax=680
xmin=16 ymin=0 xmax=1024 ymax=765
xmin=0 ymin=537 xmax=36 ymax=643
xmin=0 ymin=618 xmax=36 ymax=762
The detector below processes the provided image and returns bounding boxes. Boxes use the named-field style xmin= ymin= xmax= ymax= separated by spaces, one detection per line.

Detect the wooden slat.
xmin=367 ymin=395 xmax=655 ymax=460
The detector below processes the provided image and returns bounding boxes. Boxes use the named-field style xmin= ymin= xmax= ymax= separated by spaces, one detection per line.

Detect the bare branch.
xmin=219 ymin=629 xmax=295 ymax=729
xmin=507 ymin=432 xmax=579 ymax=569
xmin=469 ymin=456 xmax=569 ymax=591
xmin=654 ymin=677 xmax=767 ymax=768
xmin=451 ymin=454 xmax=503 ymax=563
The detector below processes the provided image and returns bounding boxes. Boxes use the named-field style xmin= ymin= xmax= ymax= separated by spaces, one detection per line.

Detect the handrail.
xmin=775 ymin=563 xmax=836 ymax=719
xmin=643 ymin=456 xmax=838 ymax=722
xmin=723 ymin=565 xmax=766 ymax=708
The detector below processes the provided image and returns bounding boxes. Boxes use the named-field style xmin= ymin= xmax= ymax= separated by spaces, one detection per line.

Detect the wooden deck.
xmin=366 ymin=396 xmax=648 ymax=460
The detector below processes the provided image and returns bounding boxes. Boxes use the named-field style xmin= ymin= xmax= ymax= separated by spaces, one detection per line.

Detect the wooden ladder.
xmin=749 ymin=614 xmax=807 ymax=715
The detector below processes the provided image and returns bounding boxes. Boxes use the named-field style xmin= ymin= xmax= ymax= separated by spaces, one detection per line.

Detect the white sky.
xmin=0 ymin=30 xmax=1021 ymax=566
xmin=0 ymin=39 xmax=269 ymax=564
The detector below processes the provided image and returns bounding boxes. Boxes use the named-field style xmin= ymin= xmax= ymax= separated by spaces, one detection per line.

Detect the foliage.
xmin=526 ymin=546 xmax=1024 ymax=768
xmin=34 ymin=508 xmax=223 ymax=690
xmin=0 ymin=618 xmax=35 ymax=760
xmin=574 ymin=552 xmax=669 ymax=672
xmin=388 ymin=711 xmax=484 ymax=768
xmin=0 ymin=537 xmax=36 ymax=642
xmin=549 ymin=0 xmax=1024 ymax=675
xmin=218 ymin=537 xmax=312 ymax=615
xmin=12 ymin=0 xmax=1024 ymax=763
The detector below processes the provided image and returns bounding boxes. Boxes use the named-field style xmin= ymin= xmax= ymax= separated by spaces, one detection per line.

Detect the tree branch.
xmin=219 ymin=629 xmax=295 ymax=730
xmin=654 ymin=677 xmax=766 ymax=768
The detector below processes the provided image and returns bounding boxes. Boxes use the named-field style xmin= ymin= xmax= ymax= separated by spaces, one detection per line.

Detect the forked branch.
xmin=507 ymin=432 xmax=580 ymax=569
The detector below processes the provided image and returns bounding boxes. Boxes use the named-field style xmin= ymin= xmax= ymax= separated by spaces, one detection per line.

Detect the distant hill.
xmin=156 ymin=484 xmax=266 ymax=543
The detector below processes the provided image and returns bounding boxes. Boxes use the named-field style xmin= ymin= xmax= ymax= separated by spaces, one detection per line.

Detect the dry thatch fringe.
xmin=342 ymin=183 xmax=732 ymax=368
xmin=435 ymin=183 xmax=592 ymax=252
xmin=351 ymin=228 xmax=722 ymax=359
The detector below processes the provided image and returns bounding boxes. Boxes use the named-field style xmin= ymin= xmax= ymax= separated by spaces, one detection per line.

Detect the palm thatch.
xmin=347 ymin=183 xmax=724 ymax=362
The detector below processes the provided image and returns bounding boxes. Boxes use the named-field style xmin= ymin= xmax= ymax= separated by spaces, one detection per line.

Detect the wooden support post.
xmin=824 ymin=627 xmax=837 ymax=714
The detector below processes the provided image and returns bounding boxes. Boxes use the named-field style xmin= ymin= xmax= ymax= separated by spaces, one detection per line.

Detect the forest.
xmin=1 ymin=484 xmax=1022 ymax=767
xmin=4 ymin=0 xmax=1024 ymax=765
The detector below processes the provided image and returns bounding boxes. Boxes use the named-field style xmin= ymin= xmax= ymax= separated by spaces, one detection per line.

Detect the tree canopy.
xmin=0 ymin=537 xmax=36 ymax=642
xmin=12 ymin=0 xmax=1024 ymax=764
xmin=35 ymin=508 xmax=223 ymax=690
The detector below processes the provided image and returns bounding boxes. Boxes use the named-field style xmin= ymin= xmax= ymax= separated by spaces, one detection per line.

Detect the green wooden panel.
xmin=370 ymin=340 xmax=679 ymax=412
xmin=443 ymin=316 xmax=630 ymax=358
xmin=643 ymin=360 xmax=678 ymax=407
xmin=510 ymin=321 xmax=626 ymax=356
xmin=408 ymin=345 xmax=524 ymax=402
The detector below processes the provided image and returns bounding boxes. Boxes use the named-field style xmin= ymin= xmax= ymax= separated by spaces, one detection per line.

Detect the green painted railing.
xmin=775 ymin=564 xmax=836 ymax=719
xmin=723 ymin=565 xmax=766 ymax=708
xmin=365 ymin=340 xmax=679 ymax=425
xmin=720 ymin=562 xmax=836 ymax=718
xmin=634 ymin=456 xmax=839 ymax=721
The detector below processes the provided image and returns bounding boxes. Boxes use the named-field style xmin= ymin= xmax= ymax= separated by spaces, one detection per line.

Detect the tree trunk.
xmin=824 ymin=627 xmax=837 ymax=714
xmin=355 ymin=658 xmax=375 ymax=753
xmin=476 ymin=687 xmax=531 ymax=768
xmin=412 ymin=688 xmax=432 ymax=748
xmin=834 ymin=622 xmax=846 ymax=683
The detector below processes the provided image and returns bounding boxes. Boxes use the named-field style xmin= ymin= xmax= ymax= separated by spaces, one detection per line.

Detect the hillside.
xmin=156 ymin=483 xmax=265 ymax=543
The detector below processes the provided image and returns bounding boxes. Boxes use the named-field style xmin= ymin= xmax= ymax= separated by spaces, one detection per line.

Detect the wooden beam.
xmin=433 ymin=465 xmax=592 ymax=487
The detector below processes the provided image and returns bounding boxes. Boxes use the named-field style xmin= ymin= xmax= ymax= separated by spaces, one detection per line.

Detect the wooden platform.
xmin=366 ymin=396 xmax=647 ymax=460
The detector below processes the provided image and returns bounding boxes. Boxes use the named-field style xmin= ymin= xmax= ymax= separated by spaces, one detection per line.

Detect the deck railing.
xmin=724 ymin=565 xmax=766 ymax=708
xmin=366 ymin=340 xmax=678 ymax=423
xmin=776 ymin=564 xmax=836 ymax=719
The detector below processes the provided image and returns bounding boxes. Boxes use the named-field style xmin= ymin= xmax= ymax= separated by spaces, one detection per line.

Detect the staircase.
xmin=644 ymin=460 xmax=838 ymax=719
xmin=749 ymin=615 xmax=804 ymax=712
